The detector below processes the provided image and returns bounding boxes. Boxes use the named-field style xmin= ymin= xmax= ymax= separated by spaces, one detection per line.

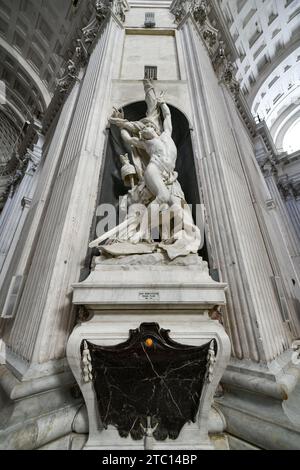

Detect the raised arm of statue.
xmin=160 ymin=102 xmax=172 ymax=135
xmin=109 ymin=116 xmax=137 ymax=133
xmin=109 ymin=107 xmax=137 ymax=133
xmin=120 ymin=129 xmax=145 ymax=150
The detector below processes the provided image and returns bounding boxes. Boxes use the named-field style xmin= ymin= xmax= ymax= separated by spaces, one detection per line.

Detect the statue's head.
xmin=139 ymin=119 xmax=161 ymax=140
xmin=140 ymin=125 xmax=158 ymax=140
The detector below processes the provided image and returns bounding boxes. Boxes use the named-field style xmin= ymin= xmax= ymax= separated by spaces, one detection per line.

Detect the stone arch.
xmin=94 ymin=100 xmax=211 ymax=265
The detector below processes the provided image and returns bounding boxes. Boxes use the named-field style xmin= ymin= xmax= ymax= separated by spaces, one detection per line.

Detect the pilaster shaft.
xmin=180 ymin=17 xmax=293 ymax=362
xmin=1 ymin=17 xmax=124 ymax=376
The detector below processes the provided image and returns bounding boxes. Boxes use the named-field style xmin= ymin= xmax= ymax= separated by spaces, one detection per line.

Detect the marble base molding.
xmin=217 ymin=355 xmax=300 ymax=449
xmin=67 ymin=256 xmax=231 ymax=450
xmin=0 ymin=363 xmax=82 ymax=449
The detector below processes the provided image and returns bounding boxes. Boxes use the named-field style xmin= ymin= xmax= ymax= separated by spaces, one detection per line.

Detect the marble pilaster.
xmin=179 ymin=16 xmax=294 ymax=363
xmin=1 ymin=15 xmax=124 ymax=376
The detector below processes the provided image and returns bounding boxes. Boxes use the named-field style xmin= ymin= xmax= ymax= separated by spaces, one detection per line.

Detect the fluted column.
xmin=264 ymin=169 xmax=300 ymax=275
xmin=222 ymin=100 xmax=300 ymax=338
xmin=0 ymin=188 xmax=14 ymax=234
xmin=1 ymin=16 xmax=124 ymax=376
xmin=284 ymin=192 xmax=300 ymax=242
xmin=0 ymin=78 xmax=81 ymax=340
xmin=179 ymin=16 xmax=293 ymax=362
xmin=0 ymin=126 xmax=44 ymax=275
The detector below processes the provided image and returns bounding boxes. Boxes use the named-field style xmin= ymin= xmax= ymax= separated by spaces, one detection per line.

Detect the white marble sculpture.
xmin=89 ymin=80 xmax=201 ymax=260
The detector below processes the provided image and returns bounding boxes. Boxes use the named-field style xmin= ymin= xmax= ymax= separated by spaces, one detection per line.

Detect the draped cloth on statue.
xmin=89 ymin=80 xmax=201 ymax=260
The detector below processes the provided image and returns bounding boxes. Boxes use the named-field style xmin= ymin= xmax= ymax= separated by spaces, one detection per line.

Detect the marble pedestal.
xmin=67 ymin=254 xmax=231 ymax=450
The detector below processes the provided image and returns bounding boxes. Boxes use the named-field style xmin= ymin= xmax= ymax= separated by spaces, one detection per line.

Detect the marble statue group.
xmin=90 ymin=80 xmax=201 ymax=260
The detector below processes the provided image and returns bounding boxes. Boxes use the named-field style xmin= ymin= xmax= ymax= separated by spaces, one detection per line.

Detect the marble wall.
xmin=0 ymin=1 xmax=299 ymax=450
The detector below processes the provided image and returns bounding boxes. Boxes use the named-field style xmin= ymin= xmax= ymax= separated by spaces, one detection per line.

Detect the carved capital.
xmin=278 ymin=177 xmax=296 ymax=200
xmin=260 ymin=159 xmax=277 ymax=178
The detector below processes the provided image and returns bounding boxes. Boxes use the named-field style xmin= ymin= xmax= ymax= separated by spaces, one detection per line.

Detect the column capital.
xmin=277 ymin=176 xmax=297 ymax=200
xmin=260 ymin=158 xmax=278 ymax=178
xmin=44 ymin=1 xmax=127 ymax=134
xmin=171 ymin=1 xmax=240 ymax=97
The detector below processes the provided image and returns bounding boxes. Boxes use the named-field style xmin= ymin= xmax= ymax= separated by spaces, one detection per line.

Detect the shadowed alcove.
xmin=96 ymin=101 xmax=210 ymax=264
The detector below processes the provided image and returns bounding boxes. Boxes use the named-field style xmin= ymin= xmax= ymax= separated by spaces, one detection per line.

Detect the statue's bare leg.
xmin=144 ymin=162 xmax=171 ymax=206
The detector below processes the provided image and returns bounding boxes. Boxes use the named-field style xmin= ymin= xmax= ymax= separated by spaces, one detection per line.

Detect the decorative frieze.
xmin=173 ymin=3 xmax=185 ymax=24
xmin=213 ymin=42 xmax=239 ymax=95
xmin=113 ymin=0 xmax=127 ymax=23
xmin=193 ymin=1 xmax=207 ymax=26
xmin=96 ymin=0 xmax=111 ymax=22
xmin=171 ymin=1 xmax=239 ymax=97
xmin=57 ymin=60 xmax=79 ymax=94
xmin=58 ymin=1 xmax=111 ymax=93
xmin=44 ymin=0 xmax=127 ymax=135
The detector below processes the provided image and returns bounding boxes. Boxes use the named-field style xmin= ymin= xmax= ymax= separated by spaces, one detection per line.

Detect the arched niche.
xmin=95 ymin=101 xmax=210 ymax=265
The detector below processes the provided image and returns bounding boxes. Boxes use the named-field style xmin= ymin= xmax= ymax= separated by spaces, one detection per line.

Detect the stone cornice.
xmin=42 ymin=1 xmax=127 ymax=135
xmin=277 ymin=174 xmax=300 ymax=200
xmin=170 ymin=2 xmax=241 ymax=97
xmin=277 ymin=149 xmax=300 ymax=167
xmin=170 ymin=1 xmax=261 ymax=138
